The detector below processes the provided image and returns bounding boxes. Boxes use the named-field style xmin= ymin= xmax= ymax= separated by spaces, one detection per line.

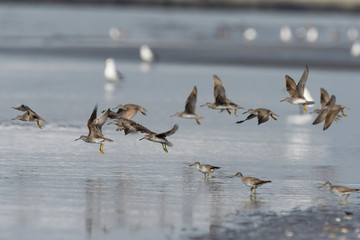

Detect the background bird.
xmin=139 ymin=124 xmax=179 ymax=153
xmin=172 ymin=86 xmax=203 ymax=125
xmin=236 ymin=108 xmax=278 ymax=125
xmin=12 ymin=104 xmax=45 ymax=129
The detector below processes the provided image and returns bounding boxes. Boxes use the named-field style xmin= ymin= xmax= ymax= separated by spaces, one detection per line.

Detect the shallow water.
xmin=0 ymin=3 xmax=360 ymax=240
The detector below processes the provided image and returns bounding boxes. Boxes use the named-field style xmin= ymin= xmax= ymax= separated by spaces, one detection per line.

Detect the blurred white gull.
xmin=104 ymin=58 xmax=123 ymax=82
xmin=140 ymin=44 xmax=156 ymax=63
xmin=350 ymin=41 xmax=360 ymax=57
xmin=108 ymin=27 xmax=128 ymax=41
xmin=280 ymin=26 xmax=292 ymax=43
xmin=306 ymin=26 xmax=318 ymax=43
xmin=347 ymin=27 xmax=359 ymax=42
xmin=243 ymin=28 xmax=257 ymax=41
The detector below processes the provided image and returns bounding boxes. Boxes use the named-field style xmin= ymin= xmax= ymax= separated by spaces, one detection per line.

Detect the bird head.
xmin=75 ymin=135 xmax=87 ymax=141
xmin=189 ymin=162 xmax=200 ymax=167
xmin=280 ymin=97 xmax=291 ymax=103
xmin=319 ymin=181 xmax=331 ymax=189
xmin=231 ymin=172 xmax=243 ymax=178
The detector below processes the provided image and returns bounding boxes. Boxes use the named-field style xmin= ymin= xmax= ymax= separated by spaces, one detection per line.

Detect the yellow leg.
xmin=254 ymin=188 xmax=257 ymax=194
xmin=339 ymin=197 xmax=342 ymax=204
xmin=99 ymin=143 xmax=104 ymax=154
xmin=196 ymin=119 xmax=201 ymax=125
xmin=342 ymin=112 xmax=347 ymax=117
xmin=345 ymin=197 xmax=349 ymax=205
xmin=226 ymin=108 xmax=231 ymax=115
xmin=250 ymin=187 xmax=253 ymax=193
xmin=234 ymin=109 xmax=238 ymax=116
xmin=37 ymin=120 xmax=42 ymax=129
xmin=303 ymin=104 xmax=307 ymax=112
xmin=141 ymin=111 xmax=147 ymax=115
xmin=270 ymin=114 xmax=277 ymax=120
xmin=207 ymin=170 xmax=214 ymax=176
xmin=162 ymin=144 xmax=168 ymax=153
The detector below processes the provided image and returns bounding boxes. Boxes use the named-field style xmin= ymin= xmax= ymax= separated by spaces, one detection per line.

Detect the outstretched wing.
xmin=184 ymin=86 xmax=197 ymax=114
xmin=327 ymin=95 xmax=336 ymax=106
xmin=296 ymin=65 xmax=309 ymax=96
xmin=13 ymin=104 xmax=31 ymax=112
xmin=312 ymin=108 xmax=328 ymax=125
xmin=257 ymin=112 xmax=270 ymax=125
xmin=213 ymin=75 xmax=227 ymax=105
xmin=285 ymin=75 xmax=297 ymax=97
xmin=156 ymin=124 xmax=179 ymax=138
xmin=320 ymin=88 xmax=330 ymax=107
xmin=87 ymin=104 xmax=98 ymax=130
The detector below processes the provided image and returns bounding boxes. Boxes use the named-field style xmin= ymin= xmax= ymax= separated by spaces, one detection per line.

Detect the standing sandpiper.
xmin=189 ymin=162 xmax=221 ymax=179
xmin=231 ymin=172 xmax=271 ymax=194
xmin=319 ymin=181 xmax=359 ymax=204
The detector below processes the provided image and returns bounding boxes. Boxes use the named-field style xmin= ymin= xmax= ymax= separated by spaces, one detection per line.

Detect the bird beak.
xmin=318 ymin=184 xmax=325 ymax=189
xmin=107 ymin=120 xmax=116 ymax=125
xmin=189 ymin=163 xmax=196 ymax=167
xmin=280 ymin=98 xmax=286 ymax=102
xmin=230 ymin=175 xmax=236 ymax=178
xmin=139 ymin=136 xmax=145 ymax=141
xmin=74 ymin=137 xmax=80 ymax=141
xmin=200 ymin=104 xmax=206 ymax=107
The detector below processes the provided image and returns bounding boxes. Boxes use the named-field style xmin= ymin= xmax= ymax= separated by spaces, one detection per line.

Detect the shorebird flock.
xmin=11 ymin=62 xmax=356 ymax=204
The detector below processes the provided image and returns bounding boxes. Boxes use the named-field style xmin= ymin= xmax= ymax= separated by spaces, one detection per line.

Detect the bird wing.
xmin=156 ymin=124 xmax=179 ymax=138
xmin=257 ymin=112 xmax=270 ymax=125
xmin=312 ymin=108 xmax=328 ymax=125
xmin=213 ymin=75 xmax=227 ymax=105
xmin=323 ymin=107 xmax=341 ymax=130
xmin=296 ymin=65 xmax=309 ymax=97
xmin=121 ymin=108 xmax=138 ymax=120
xmin=285 ymin=75 xmax=297 ymax=97
xmin=123 ymin=119 xmax=154 ymax=135
xmin=203 ymin=164 xmax=220 ymax=170
xmin=184 ymin=86 xmax=197 ymax=114
xmin=320 ymin=88 xmax=330 ymax=107
xmin=327 ymin=95 xmax=336 ymax=106
xmin=12 ymin=104 xmax=31 ymax=112
xmin=87 ymin=104 xmax=98 ymax=131
xmin=94 ymin=108 xmax=110 ymax=127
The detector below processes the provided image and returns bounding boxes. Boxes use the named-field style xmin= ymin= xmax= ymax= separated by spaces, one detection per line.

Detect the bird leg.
xmin=37 ymin=120 xmax=42 ymax=129
xmin=196 ymin=119 xmax=201 ymax=125
xmin=342 ymin=112 xmax=348 ymax=117
xmin=99 ymin=143 xmax=105 ymax=154
xmin=162 ymin=144 xmax=168 ymax=153
xmin=207 ymin=170 xmax=214 ymax=176
xmin=254 ymin=188 xmax=257 ymax=194
xmin=250 ymin=187 xmax=253 ymax=193
xmin=141 ymin=111 xmax=147 ymax=116
xmin=234 ymin=109 xmax=238 ymax=116
xmin=339 ymin=197 xmax=342 ymax=204
xmin=226 ymin=108 xmax=231 ymax=115
xmin=345 ymin=195 xmax=349 ymax=205
xmin=303 ymin=104 xmax=307 ymax=112
xmin=270 ymin=114 xmax=278 ymax=120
